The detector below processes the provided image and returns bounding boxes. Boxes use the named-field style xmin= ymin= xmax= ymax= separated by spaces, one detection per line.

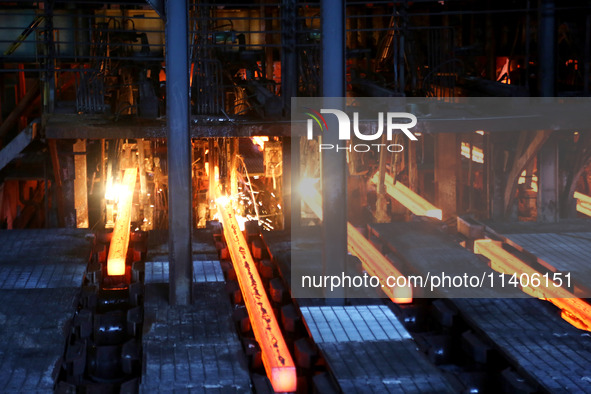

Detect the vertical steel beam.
xmin=281 ymin=0 xmax=297 ymax=113
xmin=434 ymin=133 xmax=459 ymax=219
xmin=538 ymin=0 xmax=555 ymax=97
xmin=585 ymin=15 xmax=590 ymax=95
xmin=321 ymin=0 xmax=346 ymax=300
xmin=537 ymin=137 xmax=559 ymax=222
xmin=282 ymin=137 xmax=297 ymax=231
xmin=166 ymin=0 xmax=192 ymax=305
xmin=375 ymin=134 xmax=389 ymax=222
xmin=43 ymin=0 xmax=56 ymax=114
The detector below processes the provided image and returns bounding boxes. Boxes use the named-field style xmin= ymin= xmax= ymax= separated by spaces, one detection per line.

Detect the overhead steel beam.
xmin=281 ymin=0 xmax=296 ymax=112
xmin=166 ymin=0 xmax=192 ymax=305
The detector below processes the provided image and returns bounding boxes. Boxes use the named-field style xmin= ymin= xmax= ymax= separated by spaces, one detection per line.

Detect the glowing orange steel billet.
xmin=574 ymin=192 xmax=591 ymax=217
xmin=370 ymin=173 xmax=442 ymax=220
xmin=107 ymin=168 xmax=137 ymax=276
xmin=300 ymin=186 xmax=412 ymax=303
xmin=348 ymin=223 xmax=412 ymax=303
xmin=216 ymin=193 xmax=296 ymax=392
xmin=574 ymin=191 xmax=591 ymax=205
xmin=474 ymin=239 xmax=591 ymax=331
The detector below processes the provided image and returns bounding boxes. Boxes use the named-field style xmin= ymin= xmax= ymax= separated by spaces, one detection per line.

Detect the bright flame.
xmin=216 ymin=192 xmax=297 ymax=392
xmin=299 ymin=180 xmax=412 ymax=303
xmin=370 ymin=173 xmax=442 ymax=220
xmin=475 ymin=130 xmax=485 ymax=135
xmin=474 ymin=239 xmax=591 ymax=331
xmin=107 ymin=168 xmax=137 ymax=276
xmin=460 ymin=142 xmax=484 ymax=164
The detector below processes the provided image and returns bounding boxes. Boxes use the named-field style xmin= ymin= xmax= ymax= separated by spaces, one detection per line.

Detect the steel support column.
xmin=281 ymin=0 xmax=297 ymax=113
xmin=537 ymin=137 xmax=559 ymax=222
xmin=538 ymin=0 xmax=555 ymax=97
xmin=321 ymin=0 xmax=346 ymax=300
xmin=166 ymin=0 xmax=192 ymax=305
xmin=435 ymin=133 xmax=459 ymax=219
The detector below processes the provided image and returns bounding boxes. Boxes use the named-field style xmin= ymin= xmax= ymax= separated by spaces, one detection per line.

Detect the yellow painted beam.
xmin=474 ymin=239 xmax=591 ymax=331
xmin=216 ymin=193 xmax=296 ymax=392
xmin=107 ymin=168 xmax=137 ymax=276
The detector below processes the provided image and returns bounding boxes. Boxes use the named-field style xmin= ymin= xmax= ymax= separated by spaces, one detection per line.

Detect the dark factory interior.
xmin=0 ymin=0 xmax=591 ymax=393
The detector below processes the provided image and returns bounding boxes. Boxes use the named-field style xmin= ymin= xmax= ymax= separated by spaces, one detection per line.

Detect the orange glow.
xmin=574 ymin=191 xmax=591 ymax=205
xmin=460 ymin=142 xmax=484 ymax=163
xmin=251 ymin=136 xmax=269 ymax=151
xmin=576 ymin=200 xmax=591 ymax=217
xmin=574 ymin=192 xmax=591 ymax=217
xmin=474 ymin=239 xmax=591 ymax=331
xmin=299 ymin=180 xmax=412 ymax=303
xmin=371 ymin=173 xmax=442 ymax=220
xmin=299 ymin=178 xmax=322 ymax=219
xmin=348 ymin=223 xmax=412 ymax=303
xmin=107 ymin=168 xmax=137 ymax=276
xmin=216 ymin=192 xmax=296 ymax=392
xmin=518 ymin=170 xmax=538 ymax=192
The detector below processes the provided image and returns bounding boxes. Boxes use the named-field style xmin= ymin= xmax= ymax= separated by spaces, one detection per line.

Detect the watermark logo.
xmin=305 ymin=109 xmax=418 ymax=152
xmin=304 ymin=108 xmax=328 ymax=133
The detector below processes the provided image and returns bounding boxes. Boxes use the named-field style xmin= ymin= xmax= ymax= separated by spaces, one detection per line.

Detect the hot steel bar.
xmin=574 ymin=192 xmax=591 ymax=217
xmin=474 ymin=239 xmax=591 ymax=331
xmin=216 ymin=194 xmax=297 ymax=392
xmin=107 ymin=168 xmax=137 ymax=276
xmin=300 ymin=184 xmax=412 ymax=303
xmin=371 ymin=173 xmax=442 ymax=220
